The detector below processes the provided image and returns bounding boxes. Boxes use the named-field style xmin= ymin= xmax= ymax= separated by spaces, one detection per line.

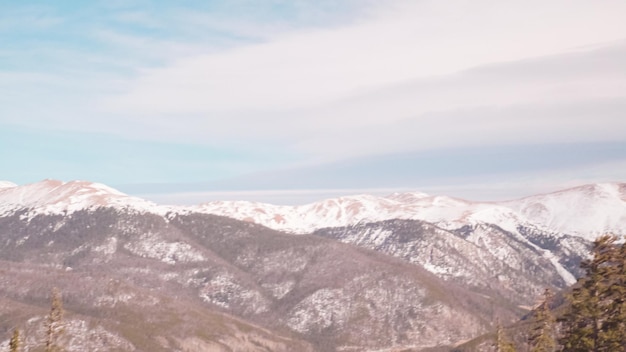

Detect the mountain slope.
xmin=505 ymin=183 xmax=626 ymax=240
xmin=0 ymin=260 xmax=314 ymax=352
xmin=314 ymin=219 xmax=588 ymax=306
xmin=0 ymin=207 xmax=504 ymax=351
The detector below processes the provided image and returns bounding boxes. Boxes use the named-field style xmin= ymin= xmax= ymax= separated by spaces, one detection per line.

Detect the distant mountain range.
xmin=3 ymin=180 xmax=623 ymax=240
xmin=1 ymin=180 xmax=624 ymax=351
xmin=194 ymin=183 xmax=626 ymax=240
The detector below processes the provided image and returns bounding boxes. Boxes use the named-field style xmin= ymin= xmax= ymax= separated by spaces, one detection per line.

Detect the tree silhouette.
xmin=9 ymin=328 xmax=20 ymax=352
xmin=528 ymin=288 xmax=556 ymax=352
xmin=495 ymin=323 xmax=516 ymax=352
xmin=559 ymin=235 xmax=620 ymax=351
xmin=44 ymin=288 xmax=65 ymax=352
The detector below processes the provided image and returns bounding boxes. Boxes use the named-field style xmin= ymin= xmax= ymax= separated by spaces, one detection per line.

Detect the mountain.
xmin=191 ymin=183 xmax=625 ymax=295
xmin=0 ymin=181 xmax=17 ymax=190
xmin=4 ymin=180 xmax=623 ymax=240
xmin=1 ymin=179 xmax=623 ymax=351
xmin=314 ymin=219 xmax=587 ymax=306
xmin=192 ymin=182 xmax=626 ymax=333
xmin=504 ymin=183 xmax=626 ymax=240
xmin=0 ymin=180 xmax=514 ymax=351
xmin=193 ymin=183 xmax=626 ymax=240
xmin=0 ymin=179 xmax=169 ymax=217
xmin=0 ymin=209 xmax=500 ymax=351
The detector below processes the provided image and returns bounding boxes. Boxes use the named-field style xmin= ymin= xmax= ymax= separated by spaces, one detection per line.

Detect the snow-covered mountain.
xmin=194 ymin=193 xmax=520 ymax=234
xmin=194 ymin=183 xmax=626 ymax=241
xmin=0 ymin=179 xmax=170 ymax=217
xmin=0 ymin=181 xmax=17 ymax=189
xmin=505 ymin=183 xmax=626 ymax=239
xmin=0 ymin=201 xmax=498 ymax=351
xmin=1 ymin=178 xmax=622 ymax=351
xmin=2 ymin=180 xmax=624 ymax=241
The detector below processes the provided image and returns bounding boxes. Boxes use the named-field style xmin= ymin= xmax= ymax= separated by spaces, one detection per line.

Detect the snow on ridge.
xmin=0 ymin=181 xmax=18 ymax=189
xmin=0 ymin=179 xmax=171 ymax=217
xmin=504 ymin=183 xmax=626 ymax=240
xmin=1 ymin=179 xmax=624 ymax=240
xmin=191 ymin=183 xmax=626 ymax=239
xmin=193 ymin=192 xmax=496 ymax=234
xmin=385 ymin=191 xmax=430 ymax=203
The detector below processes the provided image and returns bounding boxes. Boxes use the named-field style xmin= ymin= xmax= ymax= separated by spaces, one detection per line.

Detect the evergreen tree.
xmin=529 ymin=288 xmax=556 ymax=352
xmin=495 ymin=323 xmax=517 ymax=352
xmin=44 ymin=288 xmax=65 ymax=352
xmin=9 ymin=328 xmax=20 ymax=352
xmin=602 ymin=236 xmax=626 ymax=350
xmin=559 ymin=235 xmax=618 ymax=352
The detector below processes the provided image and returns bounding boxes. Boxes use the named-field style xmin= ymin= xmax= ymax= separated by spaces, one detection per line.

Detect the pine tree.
xmin=9 ymin=328 xmax=20 ymax=352
xmin=529 ymin=288 xmax=556 ymax=352
xmin=495 ymin=323 xmax=517 ymax=352
xmin=44 ymin=288 xmax=65 ymax=352
xmin=559 ymin=235 xmax=618 ymax=352
xmin=602 ymin=236 xmax=626 ymax=350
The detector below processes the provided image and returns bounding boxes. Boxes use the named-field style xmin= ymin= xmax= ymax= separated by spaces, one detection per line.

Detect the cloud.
xmin=96 ymin=39 xmax=626 ymax=163
xmin=3 ymin=0 xmax=626 ymax=192
xmin=137 ymin=155 xmax=626 ymax=206
xmin=105 ymin=0 xmax=626 ymax=112
xmin=92 ymin=0 xmax=626 ymax=164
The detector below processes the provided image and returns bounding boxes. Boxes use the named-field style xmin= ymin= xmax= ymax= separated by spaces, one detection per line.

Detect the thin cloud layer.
xmin=107 ymin=0 xmax=626 ymax=111
xmin=1 ymin=0 xmax=626 ymax=201
xmin=99 ymin=0 xmax=626 ymax=160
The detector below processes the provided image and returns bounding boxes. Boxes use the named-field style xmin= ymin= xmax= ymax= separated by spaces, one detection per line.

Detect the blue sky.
xmin=1 ymin=0 xmax=626 ymax=204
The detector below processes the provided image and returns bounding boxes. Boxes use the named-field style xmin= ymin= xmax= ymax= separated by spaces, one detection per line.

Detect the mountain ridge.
xmin=2 ymin=180 xmax=624 ymax=241
xmin=194 ymin=182 xmax=626 ymax=241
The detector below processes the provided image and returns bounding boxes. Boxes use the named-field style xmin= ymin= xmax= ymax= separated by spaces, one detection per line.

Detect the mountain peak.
xmin=192 ymin=182 xmax=626 ymax=239
xmin=0 ymin=181 xmax=18 ymax=190
xmin=504 ymin=182 xmax=626 ymax=240
xmin=385 ymin=191 xmax=430 ymax=203
xmin=2 ymin=179 xmax=625 ymax=239
xmin=0 ymin=179 xmax=164 ymax=216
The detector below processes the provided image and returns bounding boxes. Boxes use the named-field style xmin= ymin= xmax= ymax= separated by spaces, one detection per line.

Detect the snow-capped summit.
xmin=505 ymin=183 xmax=626 ymax=240
xmin=0 ymin=181 xmax=17 ymax=190
xmin=1 ymin=179 xmax=624 ymax=240
xmin=0 ymin=179 xmax=167 ymax=217
xmin=193 ymin=183 xmax=626 ymax=240
xmin=194 ymin=192 xmax=513 ymax=234
xmin=194 ymin=194 xmax=410 ymax=233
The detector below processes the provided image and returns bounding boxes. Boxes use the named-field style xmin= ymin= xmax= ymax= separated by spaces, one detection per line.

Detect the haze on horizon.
xmin=1 ymin=0 xmax=625 ymax=205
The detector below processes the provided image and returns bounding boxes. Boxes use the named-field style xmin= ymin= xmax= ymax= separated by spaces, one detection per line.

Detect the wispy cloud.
xmin=2 ymin=0 xmax=626 ymax=199
xmin=138 ymin=158 xmax=626 ymax=206
xmin=105 ymin=1 xmax=626 ymax=112
xmin=92 ymin=1 xmax=626 ymax=163
xmin=97 ymin=39 xmax=626 ymax=162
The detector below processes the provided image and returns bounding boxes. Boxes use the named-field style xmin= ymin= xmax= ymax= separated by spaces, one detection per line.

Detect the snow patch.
xmin=124 ymin=233 xmax=205 ymax=264
xmin=262 ymin=281 xmax=295 ymax=300
xmin=287 ymin=288 xmax=350 ymax=333
xmin=0 ymin=181 xmax=17 ymax=189
xmin=199 ymin=273 xmax=269 ymax=314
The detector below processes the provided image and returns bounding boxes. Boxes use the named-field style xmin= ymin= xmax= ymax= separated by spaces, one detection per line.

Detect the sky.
xmin=1 ymin=0 xmax=626 ymax=205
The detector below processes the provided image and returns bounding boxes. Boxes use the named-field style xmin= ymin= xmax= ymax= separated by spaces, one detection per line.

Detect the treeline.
xmin=497 ymin=234 xmax=626 ymax=352
xmin=8 ymin=288 xmax=65 ymax=352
